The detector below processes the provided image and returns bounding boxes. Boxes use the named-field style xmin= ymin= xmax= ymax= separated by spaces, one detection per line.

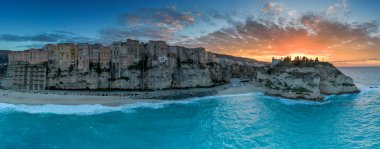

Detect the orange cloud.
xmin=177 ymin=14 xmax=380 ymax=67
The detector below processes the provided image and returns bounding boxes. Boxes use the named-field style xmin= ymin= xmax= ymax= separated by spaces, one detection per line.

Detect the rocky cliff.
xmin=316 ymin=63 xmax=359 ymax=94
xmin=45 ymin=56 xmax=233 ymax=90
xmin=255 ymin=61 xmax=359 ymax=100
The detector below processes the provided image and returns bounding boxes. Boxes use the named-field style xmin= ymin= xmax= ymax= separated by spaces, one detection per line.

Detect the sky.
xmin=0 ymin=0 xmax=380 ymax=66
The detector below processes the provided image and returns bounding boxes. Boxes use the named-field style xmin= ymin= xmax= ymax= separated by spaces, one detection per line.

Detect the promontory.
xmin=0 ymin=39 xmax=359 ymax=101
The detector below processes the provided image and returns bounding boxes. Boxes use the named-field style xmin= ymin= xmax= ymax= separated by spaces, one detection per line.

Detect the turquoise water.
xmin=0 ymin=67 xmax=380 ymax=148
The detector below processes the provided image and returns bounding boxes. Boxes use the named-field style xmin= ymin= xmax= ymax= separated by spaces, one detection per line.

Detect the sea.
xmin=0 ymin=67 xmax=379 ymax=148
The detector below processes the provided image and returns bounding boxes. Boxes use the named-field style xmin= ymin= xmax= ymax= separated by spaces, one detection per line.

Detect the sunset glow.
xmin=0 ymin=0 xmax=379 ymax=66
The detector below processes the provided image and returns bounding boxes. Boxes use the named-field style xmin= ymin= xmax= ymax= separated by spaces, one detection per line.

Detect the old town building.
xmin=2 ymin=38 xmax=260 ymax=90
xmin=8 ymin=49 xmax=48 ymax=64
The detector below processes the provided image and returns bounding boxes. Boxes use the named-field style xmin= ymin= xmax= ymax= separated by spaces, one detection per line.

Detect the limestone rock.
xmin=316 ymin=63 xmax=359 ymax=94
xmin=265 ymin=67 xmax=323 ymax=100
xmin=257 ymin=62 xmax=359 ymax=100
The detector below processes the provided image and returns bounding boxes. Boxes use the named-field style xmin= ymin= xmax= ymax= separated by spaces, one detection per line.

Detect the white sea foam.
xmin=0 ymin=102 xmax=178 ymax=115
xmin=277 ymin=98 xmax=331 ymax=105
xmin=0 ymin=91 xmax=287 ymax=115
xmin=0 ymin=90 xmax=365 ymax=114
xmin=1 ymin=100 xmax=205 ymax=115
xmin=263 ymin=94 xmax=332 ymax=106
xmin=0 ymin=103 xmax=122 ymax=115
xmin=267 ymin=87 xmax=377 ymax=106
xmin=0 ymin=92 xmax=261 ymax=115
xmin=359 ymin=86 xmax=380 ymax=94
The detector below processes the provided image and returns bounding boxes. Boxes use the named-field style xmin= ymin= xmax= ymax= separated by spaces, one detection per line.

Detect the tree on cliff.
xmin=283 ymin=56 xmax=291 ymax=62
xmin=294 ymin=56 xmax=300 ymax=61
xmin=57 ymin=68 xmax=62 ymax=77
xmin=315 ymin=57 xmax=319 ymax=62
xmin=302 ymin=56 xmax=307 ymax=62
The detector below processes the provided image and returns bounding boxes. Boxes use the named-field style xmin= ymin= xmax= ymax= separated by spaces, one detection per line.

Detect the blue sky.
xmin=0 ymin=0 xmax=380 ymax=66
xmin=0 ymin=0 xmax=378 ymax=49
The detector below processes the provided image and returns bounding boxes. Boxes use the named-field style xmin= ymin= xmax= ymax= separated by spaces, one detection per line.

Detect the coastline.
xmin=0 ymin=81 xmax=263 ymax=106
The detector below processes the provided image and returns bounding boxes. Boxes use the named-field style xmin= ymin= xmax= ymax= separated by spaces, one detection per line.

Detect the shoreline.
xmin=0 ymin=81 xmax=264 ymax=106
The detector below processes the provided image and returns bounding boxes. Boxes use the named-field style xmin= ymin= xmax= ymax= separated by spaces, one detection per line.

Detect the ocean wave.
xmin=0 ymin=103 xmax=122 ymax=115
xmin=358 ymin=86 xmax=380 ymax=94
xmin=0 ymin=92 xmax=261 ymax=115
xmin=263 ymin=95 xmax=332 ymax=106
xmin=274 ymin=93 xmax=366 ymax=106
xmin=269 ymin=86 xmax=379 ymax=106
xmin=184 ymin=92 xmax=261 ymax=100
xmin=277 ymin=98 xmax=331 ymax=105
xmin=0 ymin=101 xmax=194 ymax=115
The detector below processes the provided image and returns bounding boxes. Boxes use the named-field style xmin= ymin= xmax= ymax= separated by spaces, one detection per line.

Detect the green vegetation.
xmin=307 ymin=82 xmax=318 ymax=87
xmin=206 ymin=62 xmax=217 ymax=67
xmin=0 ymin=51 xmax=9 ymax=64
xmin=57 ymin=68 xmax=62 ymax=77
xmin=279 ymin=56 xmax=325 ymax=67
xmin=120 ymin=77 xmax=130 ymax=81
xmin=95 ymin=63 xmax=102 ymax=74
xmin=342 ymin=83 xmax=354 ymax=86
xmin=288 ymin=71 xmax=315 ymax=78
xmin=180 ymin=59 xmax=194 ymax=64
xmin=291 ymin=87 xmax=312 ymax=93
xmin=69 ymin=65 xmax=75 ymax=73
xmin=89 ymin=62 xmax=101 ymax=74
xmin=128 ymin=56 xmax=149 ymax=70
xmin=265 ymin=81 xmax=280 ymax=90
xmin=0 ymin=65 xmax=7 ymax=77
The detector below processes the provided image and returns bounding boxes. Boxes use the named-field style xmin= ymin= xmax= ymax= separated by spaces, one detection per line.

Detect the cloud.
xmin=0 ymin=33 xmax=67 ymax=42
xmin=325 ymin=0 xmax=349 ymax=16
xmin=288 ymin=10 xmax=297 ymax=16
xmin=199 ymin=11 xmax=240 ymax=25
xmin=261 ymin=2 xmax=285 ymax=15
xmin=100 ymin=6 xmax=197 ymax=42
xmin=120 ymin=7 xmax=195 ymax=29
xmin=99 ymin=26 xmax=176 ymax=43
xmin=175 ymin=12 xmax=380 ymax=64
xmin=0 ymin=33 xmax=95 ymax=44
xmin=331 ymin=57 xmax=380 ymax=66
xmin=16 ymin=44 xmax=46 ymax=49
xmin=3 ymin=0 xmax=374 ymax=66
xmin=52 ymin=30 xmax=75 ymax=35
xmin=332 ymin=59 xmax=368 ymax=63
xmin=259 ymin=1 xmax=299 ymax=19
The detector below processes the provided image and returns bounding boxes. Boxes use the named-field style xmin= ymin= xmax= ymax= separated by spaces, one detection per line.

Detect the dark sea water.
xmin=0 ymin=67 xmax=380 ymax=148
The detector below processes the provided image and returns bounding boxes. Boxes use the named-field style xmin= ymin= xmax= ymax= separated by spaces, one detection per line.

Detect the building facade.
xmin=4 ymin=61 xmax=46 ymax=90
xmin=8 ymin=49 xmax=48 ymax=64
xmin=3 ymin=38 xmax=259 ymax=90
xmin=99 ymin=46 xmax=111 ymax=67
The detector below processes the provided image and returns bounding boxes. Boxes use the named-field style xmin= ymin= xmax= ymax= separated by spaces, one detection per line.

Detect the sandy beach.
xmin=0 ymin=81 xmax=263 ymax=106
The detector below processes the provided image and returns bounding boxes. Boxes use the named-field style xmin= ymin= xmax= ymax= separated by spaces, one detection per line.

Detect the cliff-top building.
xmin=8 ymin=49 xmax=48 ymax=64
xmin=77 ymin=43 xmax=90 ymax=72
xmin=99 ymin=45 xmax=111 ymax=67
xmin=2 ymin=38 xmax=257 ymax=90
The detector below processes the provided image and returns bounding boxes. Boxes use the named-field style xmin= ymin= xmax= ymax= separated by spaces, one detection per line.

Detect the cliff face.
xmin=316 ymin=64 xmax=359 ymax=94
xmin=2 ymin=39 xmax=268 ymax=91
xmin=46 ymin=62 xmax=103 ymax=90
xmin=173 ymin=64 xmax=213 ymax=88
xmin=257 ymin=62 xmax=359 ymax=100
xmin=265 ymin=67 xmax=323 ymax=100
xmin=45 ymin=57 xmax=231 ymax=90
